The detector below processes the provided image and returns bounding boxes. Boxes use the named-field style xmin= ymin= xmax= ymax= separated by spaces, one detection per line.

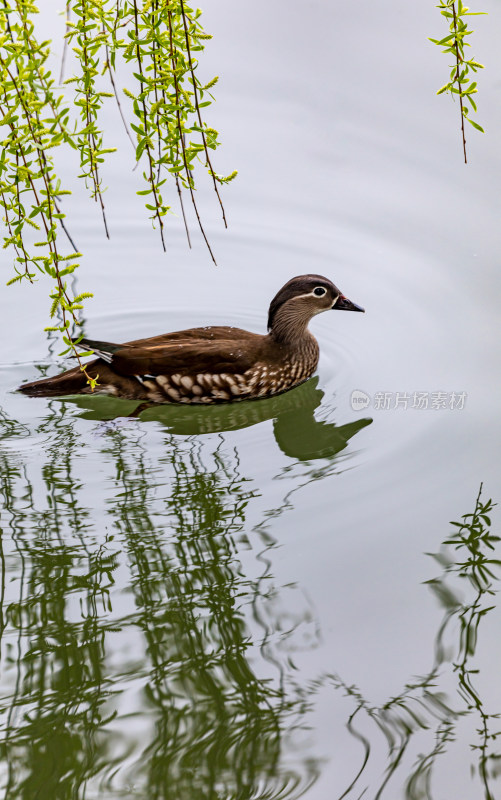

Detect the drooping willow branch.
xmin=0 ymin=0 xmax=236 ymax=386
xmin=430 ymin=0 xmax=485 ymax=163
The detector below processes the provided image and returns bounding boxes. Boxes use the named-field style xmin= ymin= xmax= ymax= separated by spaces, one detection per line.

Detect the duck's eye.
xmin=313 ymin=287 xmax=326 ymax=297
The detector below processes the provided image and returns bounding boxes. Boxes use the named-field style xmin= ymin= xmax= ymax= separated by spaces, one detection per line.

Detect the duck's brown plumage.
xmin=18 ymin=275 xmax=364 ymax=403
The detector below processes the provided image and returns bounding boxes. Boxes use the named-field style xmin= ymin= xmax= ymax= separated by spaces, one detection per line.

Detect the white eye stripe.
xmin=287 ymin=288 xmax=332 ymax=302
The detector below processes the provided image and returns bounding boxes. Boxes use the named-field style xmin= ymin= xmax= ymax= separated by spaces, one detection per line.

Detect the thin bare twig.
xmin=53 ymin=197 xmax=79 ymax=253
xmin=59 ymin=1 xmax=71 ymax=84
xmin=175 ymin=163 xmax=192 ymax=248
xmin=104 ymin=38 xmax=136 ymax=151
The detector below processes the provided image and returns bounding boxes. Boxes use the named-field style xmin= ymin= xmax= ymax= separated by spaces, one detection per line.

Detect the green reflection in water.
xmin=324 ymin=485 xmax=501 ymax=800
xmin=0 ymin=385 xmax=370 ymax=799
xmin=3 ymin=380 xmax=498 ymax=798
xmin=104 ymin=431 xmax=302 ymax=799
xmin=63 ymin=377 xmax=372 ymax=462
xmin=0 ymin=402 xmax=118 ymax=800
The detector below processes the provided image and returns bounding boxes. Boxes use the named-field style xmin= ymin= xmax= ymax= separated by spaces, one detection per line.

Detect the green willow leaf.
xmin=431 ymin=0 xmax=485 ymax=161
xmin=0 ymin=0 xmax=235 ymax=385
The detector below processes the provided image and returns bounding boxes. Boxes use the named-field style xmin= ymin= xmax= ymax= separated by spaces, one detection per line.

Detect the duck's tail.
xmin=18 ymin=363 xmax=97 ymax=397
xmin=18 ymin=337 xmax=125 ymax=397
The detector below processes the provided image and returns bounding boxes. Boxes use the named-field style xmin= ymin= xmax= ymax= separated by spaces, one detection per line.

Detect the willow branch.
xmin=451 ymin=2 xmax=467 ymax=164
xmin=179 ymin=0 xmax=227 ymax=228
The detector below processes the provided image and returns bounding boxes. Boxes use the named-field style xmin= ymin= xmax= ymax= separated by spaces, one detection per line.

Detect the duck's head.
xmin=267 ymin=274 xmax=364 ymax=341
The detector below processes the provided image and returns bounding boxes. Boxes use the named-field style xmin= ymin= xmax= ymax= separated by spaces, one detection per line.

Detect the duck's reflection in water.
xmin=1 ymin=390 xmax=497 ymax=798
xmin=68 ymin=376 xmax=373 ymax=462
xmin=0 ymin=387 xmax=371 ymax=800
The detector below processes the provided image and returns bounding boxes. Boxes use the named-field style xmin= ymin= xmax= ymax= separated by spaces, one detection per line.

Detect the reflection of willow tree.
xmin=0 ymin=385 xmax=362 ymax=799
xmin=103 ymin=426 xmax=320 ymax=799
xmin=1 ymin=395 xmax=497 ymax=799
xmin=0 ymin=402 xmax=118 ymax=800
xmin=323 ymin=485 xmax=500 ymax=800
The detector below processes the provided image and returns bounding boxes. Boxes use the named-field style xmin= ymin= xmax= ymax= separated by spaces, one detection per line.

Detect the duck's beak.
xmin=333 ymin=294 xmax=365 ymax=312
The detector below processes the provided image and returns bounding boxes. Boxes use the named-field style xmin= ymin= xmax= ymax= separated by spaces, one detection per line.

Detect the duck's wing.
xmin=77 ymin=327 xmax=262 ymax=377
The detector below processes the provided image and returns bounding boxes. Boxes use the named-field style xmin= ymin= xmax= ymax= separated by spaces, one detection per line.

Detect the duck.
xmin=18 ymin=274 xmax=364 ymax=403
